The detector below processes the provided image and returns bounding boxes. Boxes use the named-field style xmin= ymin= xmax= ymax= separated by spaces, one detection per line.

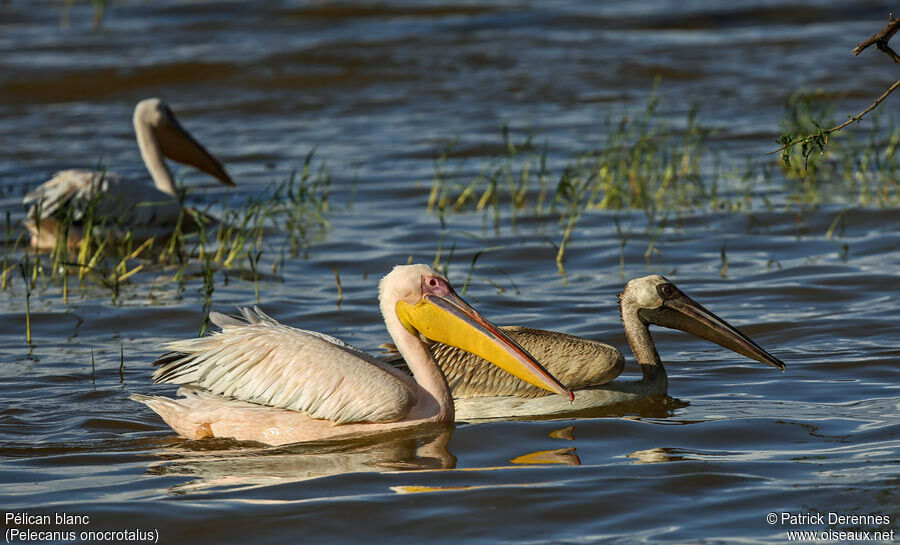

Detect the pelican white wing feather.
xmin=24 ymin=169 xmax=181 ymax=226
xmin=24 ymin=170 xmax=102 ymax=219
xmin=152 ymin=307 xmax=416 ymax=424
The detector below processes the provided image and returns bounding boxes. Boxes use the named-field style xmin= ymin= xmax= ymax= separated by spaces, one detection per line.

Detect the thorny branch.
xmin=852 ymin=13 xmax=900 ymax=62
xmin=770 ymin=14 xmax=900 ymax=161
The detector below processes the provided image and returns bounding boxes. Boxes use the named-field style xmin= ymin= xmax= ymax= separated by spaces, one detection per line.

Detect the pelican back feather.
xmin=24 ymin=169 xmax=181 ymax=227
xmin=387 ymin=326 xmax=625 ymax=398
xmin=152 ymin=307 xmax=416 ymax=425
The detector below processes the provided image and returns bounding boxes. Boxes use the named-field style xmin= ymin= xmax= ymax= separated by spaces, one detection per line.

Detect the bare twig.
xmin=768 ymin=78 xmax=900 ymax=156
xmin=853 ymin=13 xmax=900 ymax=62
xmin=771 ymin=14 xmax=900 ymax=158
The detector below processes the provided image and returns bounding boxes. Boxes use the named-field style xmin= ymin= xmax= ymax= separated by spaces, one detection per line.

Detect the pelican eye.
xmin=656 ymin=283 xmax=679 ymax=300
xmin=422 ymin=275 xmax=451 ymax=297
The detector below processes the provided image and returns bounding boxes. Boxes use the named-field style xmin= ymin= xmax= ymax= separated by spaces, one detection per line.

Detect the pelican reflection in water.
xmin=388 ymin=275 xmax=785 ymax=420
xmin=24 ymin=98 xmax=234 ymax=250
xmin=148 ymin=425 xmax=580 ymax=494
xmin=133 ymin=264 xmax=572 ymax=446
xmin=149 ymin=429 xmax=458 ymax=493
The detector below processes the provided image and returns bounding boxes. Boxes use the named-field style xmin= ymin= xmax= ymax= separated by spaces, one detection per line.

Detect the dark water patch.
xmin=2 ymin=63 xmax=242 ymax=103
xmin=631 ymin=3 xmax=888 ymax=31
xmin=274 ymin=3 xmax=500 ymax=21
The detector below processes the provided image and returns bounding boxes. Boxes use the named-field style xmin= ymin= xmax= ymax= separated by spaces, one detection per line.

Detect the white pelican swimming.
xmin=132 ymin=264 xmax=573 ymax=445
xmin=24 ymin=97 xmax=234 ymax=250
xmin=388 ymin=275 xmax=785 ymax=420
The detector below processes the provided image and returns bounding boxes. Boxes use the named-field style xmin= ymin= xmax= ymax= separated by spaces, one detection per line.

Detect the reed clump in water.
xmin=3 ymin=153 xmax=331 ymax=309
xmin=430 ymin=89 xmax=900 ymax=225
xmin=424 ymin=88 xmax=900 ymax=277
xmin=777 ymin=90 xmax=900 ymax=208
xmin=425 ymin=93 xmax=718 ymax=270
xmin=429 ymin=94 xmax=716 ymax=221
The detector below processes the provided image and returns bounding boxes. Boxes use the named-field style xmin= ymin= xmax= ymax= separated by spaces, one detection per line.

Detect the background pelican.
xmin=132 ymin=264 xmax=572 ymax=446
xmin=387 ymin=275 xmax=785 ymax=420
xmin=23 ymin=97 xmax=234 ymax=250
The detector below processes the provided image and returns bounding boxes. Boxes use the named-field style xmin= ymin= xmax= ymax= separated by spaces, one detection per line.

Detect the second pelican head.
xmin=620 ymin=275 xmax=785 ymax=370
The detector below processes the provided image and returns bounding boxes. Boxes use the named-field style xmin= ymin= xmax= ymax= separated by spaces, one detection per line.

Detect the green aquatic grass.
xmin=431 ymin=89 xmax=900 ymax=245
xmin=777 ymin=89 xmax=900 ymax=207
xmin=425 ymin=93 xmax=719 ymax=272
xmin=3 ymin=153 xmax=330 ymax=314
xmin=428 ymin=94 xmax=716 ymax=223
xmin=333 ymin=266 xmax=343 ymax=308
xmin=429 ymin=90 xmax=900 ymax=223
xmin=19 ymin=260 xmax=31 ymax=345
xmin=424 ymin=89 xmax=900 ymax=276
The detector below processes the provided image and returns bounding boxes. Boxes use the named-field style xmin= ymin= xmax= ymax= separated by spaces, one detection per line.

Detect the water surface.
xmin=1 ymin=1 xmax=898 ymax=544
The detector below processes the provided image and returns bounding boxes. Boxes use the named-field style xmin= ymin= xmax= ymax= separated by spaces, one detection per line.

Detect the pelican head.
xmin=134 ymin=98 xmax=235 ymax=194
xmin=380 ymin=264 xmax=574 ymax=400
xmin=619 ymin=275 xmax=785 ymax=370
